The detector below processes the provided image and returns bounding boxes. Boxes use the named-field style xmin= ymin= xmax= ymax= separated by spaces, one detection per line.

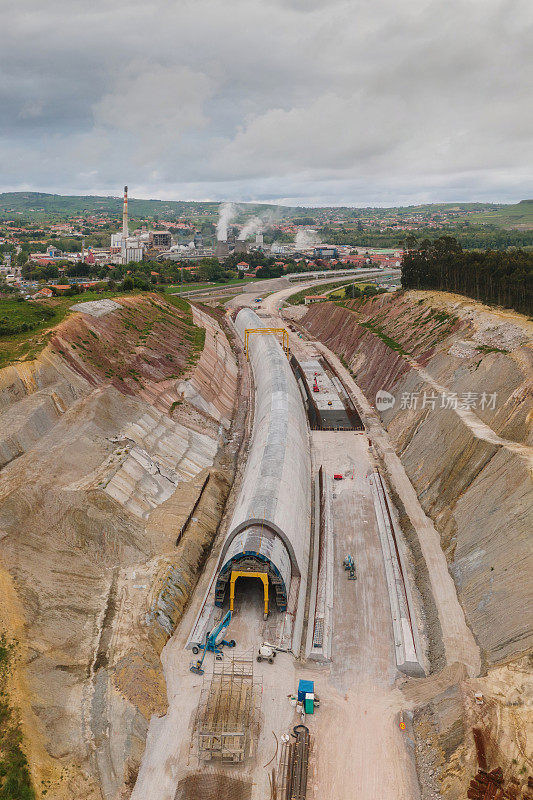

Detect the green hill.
xmin=0 ymin=192 xmax=295 ymax=222
xmin=0 ymin=192 xmax=531 ymax=230
xmin=467 ymin=199 xmax=533 ymax=228
xmin=0 ymin=192 xmax=220 ymax=219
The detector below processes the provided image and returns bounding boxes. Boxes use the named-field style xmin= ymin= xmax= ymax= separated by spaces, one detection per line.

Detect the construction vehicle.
xmin=256 ymin=642 xmax=278 ymax=663
xmin=190 ymin=611 xmax=236 ymax=675
xmin=343 ymin=554 xmax=356 ymax=580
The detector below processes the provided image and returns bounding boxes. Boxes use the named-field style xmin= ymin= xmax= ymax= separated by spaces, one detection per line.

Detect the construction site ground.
xmin=131 ymin=423 xmax=420 ymax=798
xmin=130 ymin=281 xmax=431 ymax=800
xmin=308 ymin=431 xmax=420 ymax=799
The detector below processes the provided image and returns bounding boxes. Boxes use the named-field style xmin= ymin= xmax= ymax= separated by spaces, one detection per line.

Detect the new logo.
xmin=376 ymin=390 xmax=395 ymax=411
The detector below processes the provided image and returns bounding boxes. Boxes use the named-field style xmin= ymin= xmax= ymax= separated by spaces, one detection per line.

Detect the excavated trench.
xmin=299 ymin=289 xmax=533 ymax=799
xmin=301 ymin=291 xmax=532 ymax=667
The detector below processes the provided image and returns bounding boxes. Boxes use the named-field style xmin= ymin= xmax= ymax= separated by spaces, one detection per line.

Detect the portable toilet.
xmin=298 ymin=679 xmax=314 ymax=702
xmin=304 ymin=693 xmax=315 ymax=715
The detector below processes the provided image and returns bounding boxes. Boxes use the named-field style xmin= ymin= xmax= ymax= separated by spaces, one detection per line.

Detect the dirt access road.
xmin=308 ymin=432 xmax=420 ymax=800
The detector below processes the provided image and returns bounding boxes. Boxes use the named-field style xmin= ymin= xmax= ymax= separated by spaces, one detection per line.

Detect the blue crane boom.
xmin=190 ymin=611 xmax=236 ymax=675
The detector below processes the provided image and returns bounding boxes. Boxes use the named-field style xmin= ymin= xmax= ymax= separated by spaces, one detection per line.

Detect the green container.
xmin=304 ymin=693 xmax=314 ymax=715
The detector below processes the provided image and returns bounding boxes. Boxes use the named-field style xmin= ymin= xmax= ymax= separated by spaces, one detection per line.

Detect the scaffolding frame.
xmin=195 ymin=653 xmax=261 ymax=764
xmin=244 ymin=327 xmax=290 ymax=360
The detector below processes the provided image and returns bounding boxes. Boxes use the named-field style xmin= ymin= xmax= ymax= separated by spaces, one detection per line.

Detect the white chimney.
xmin=122 ymin=185 xmax=129 ymax=239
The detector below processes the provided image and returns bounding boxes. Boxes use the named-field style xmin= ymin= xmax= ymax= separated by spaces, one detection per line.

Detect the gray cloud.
xmin=0 ymin=0 xmax=531 ymax=204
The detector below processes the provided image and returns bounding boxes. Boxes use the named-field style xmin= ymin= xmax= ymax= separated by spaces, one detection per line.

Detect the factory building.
xmin=234 ymin=240 xmax=248 ymax=255
xmin=214 ymin=309 xmax=311 ymax=615
xmin=313 ymin=246 xmax=338 ymax=259
xmin=110 ymin=186 xmax=175 ymax=263
xmin=123 ymin=244 xmax=144 ymax=262
xmin=215 ymin=241 xmax=230 ymax=259
xmin=109 ymin=186 xmax=145 ymax=263
xmin=160 ymin=247 xmax=215 ymax=262
xmin=149 ymin=231 xmax=172 ymax=249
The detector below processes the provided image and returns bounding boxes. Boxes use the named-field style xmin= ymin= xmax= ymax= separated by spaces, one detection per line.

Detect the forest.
xmin=401 ymin=236 xmax=532 ymax=315
xmin=319 ymin=223 xmax=533 ymax=250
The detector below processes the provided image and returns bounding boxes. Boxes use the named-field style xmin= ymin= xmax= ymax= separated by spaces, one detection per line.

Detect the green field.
xmin=0 ymin=299 xmax=56 ymax=336
xmin=467 ymin=200 xmax=533 ymax=228
xmin=0 ymin=290 xmax=139 ymax=367
xmin=328 ymin=282 xmax=375 ymax=298
xmin=286 ymin=279 xmax=359 ymax=305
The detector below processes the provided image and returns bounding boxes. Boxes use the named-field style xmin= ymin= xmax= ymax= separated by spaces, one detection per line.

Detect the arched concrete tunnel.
xmin=215 ymin=308 xmax=311 ymax=616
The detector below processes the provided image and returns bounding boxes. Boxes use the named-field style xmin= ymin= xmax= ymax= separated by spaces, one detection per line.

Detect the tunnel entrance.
xmin=215 ymin=553 xmax=288 ymax=614
xmin=230 ymin=571 xmax=269 ymax=619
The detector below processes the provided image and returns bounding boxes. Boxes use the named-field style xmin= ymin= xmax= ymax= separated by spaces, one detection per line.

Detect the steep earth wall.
xmin=300 ymin=290 xmax=533 ymax=798
xmin=302 ymin=290 xmax=532 ymax=667
xmin=0 ymin=295 xmax=238 ymax=800
xmin=177 ymin=305 xmax=238 ymax=428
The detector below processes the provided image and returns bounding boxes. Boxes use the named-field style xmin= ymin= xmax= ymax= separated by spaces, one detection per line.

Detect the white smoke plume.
xmin=295 ymin=228 xmax=321 ymax=248
xmin=238 ymin=209 xmax=279 ymax=240
xmin=216 ymin=201 xmax=237 ymax=241
xmin=238 ymin=215 xmax=263 ymax=240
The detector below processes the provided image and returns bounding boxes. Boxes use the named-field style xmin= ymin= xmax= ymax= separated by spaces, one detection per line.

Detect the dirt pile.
xmin=175 ymin=771 xmax=252 ymax=800
xmin=0 ymin=295 xmax=238 ymax=799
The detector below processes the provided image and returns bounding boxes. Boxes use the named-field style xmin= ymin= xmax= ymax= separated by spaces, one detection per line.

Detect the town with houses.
xmin=0 ymin=187 xmax=404 ymax=298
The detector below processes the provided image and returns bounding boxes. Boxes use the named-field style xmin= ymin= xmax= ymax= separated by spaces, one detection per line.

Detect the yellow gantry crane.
xmin=244 ymin=327 xmax=290 ymax=360
xmin=229 ymin=570 xmax=269 ymax=618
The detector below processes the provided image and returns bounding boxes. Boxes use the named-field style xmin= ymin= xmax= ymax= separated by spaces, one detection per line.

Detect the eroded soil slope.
xmin=302 ymin=290 xmax=532 ymax=664
xmin=0 ymin=295 xmax=238 ymax=800
xmin=299 ymin=290 xmax=533 ymax=797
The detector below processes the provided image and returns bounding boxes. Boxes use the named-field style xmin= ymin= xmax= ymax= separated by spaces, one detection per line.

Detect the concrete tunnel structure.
xmin=215 ymin=308 xmax=311 ymax=614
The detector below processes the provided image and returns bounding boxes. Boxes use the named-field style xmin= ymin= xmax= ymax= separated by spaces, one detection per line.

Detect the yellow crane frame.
xmin=244 ymin=328 xmax=290 ymax=360
xmin=229 ymin=570 xmax=269 ymax=617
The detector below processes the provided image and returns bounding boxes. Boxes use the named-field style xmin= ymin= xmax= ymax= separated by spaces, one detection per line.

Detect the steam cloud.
xmin=238 ymin=216 xmax=263 ymax=240
xmin=238 ymin=209 xmax=278 ymax=240
xmin=295 ymin=228 xmax=321 ymax=248
xmin=216 ymin=201 xmax=237 ymax=241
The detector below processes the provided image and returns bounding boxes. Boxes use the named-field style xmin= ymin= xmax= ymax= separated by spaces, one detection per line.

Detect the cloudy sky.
xmin=1 ymin=0 xmax=532 ymax=206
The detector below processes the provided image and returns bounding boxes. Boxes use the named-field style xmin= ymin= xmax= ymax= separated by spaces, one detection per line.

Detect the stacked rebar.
xmin=286 ymin=725 xmax=310 ymax=800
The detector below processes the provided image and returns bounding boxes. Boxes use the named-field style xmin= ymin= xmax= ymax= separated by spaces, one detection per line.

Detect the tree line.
xmin=401 ymin=235 xmax=532 ymax=315
xmin=319 ymin=223 xmax=533 ymax=250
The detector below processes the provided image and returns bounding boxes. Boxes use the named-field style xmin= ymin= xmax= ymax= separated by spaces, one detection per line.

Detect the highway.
xmin=170 ymin=267 xmax=400 ymax=302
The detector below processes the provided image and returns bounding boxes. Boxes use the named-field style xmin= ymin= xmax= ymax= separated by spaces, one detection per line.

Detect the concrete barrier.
xmin=370 ymin=471 xmax=425 ymax=677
